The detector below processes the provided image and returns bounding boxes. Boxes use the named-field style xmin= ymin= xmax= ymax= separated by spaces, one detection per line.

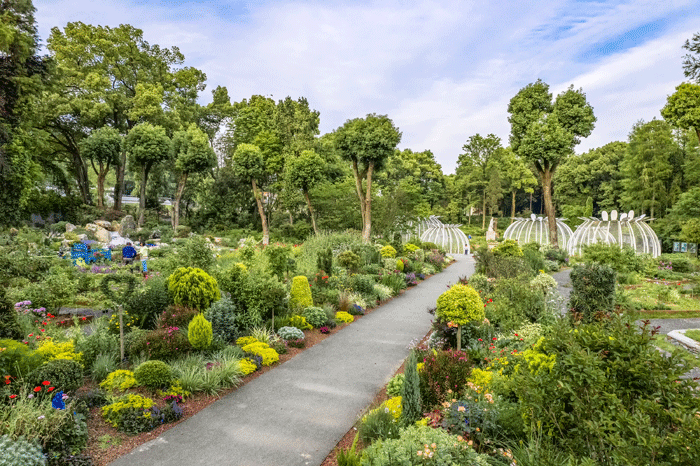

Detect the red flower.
xmin=9 ymin=394 xmax=16 ymax=399
xmin=28 ymin=333 xmax=33 ymax=337
xmin=48 ymin=387 xmax=54 ymax=392
xmin=40 ymin=329 xmax=45 ymax=332
xmin=34 ymin=387 xmax=42 ymax=392
xmin=42 ymin=381 xmax=50 ymax=386
xmin=492 ymin=337 xmax=497 ymax=341
xmin=478 ymin=338 xmax=482 ymax=341
xmin=82 ymin=317 xmax=87 ymax=321
xmin=514 ymin=333 xmax=519 ymax=337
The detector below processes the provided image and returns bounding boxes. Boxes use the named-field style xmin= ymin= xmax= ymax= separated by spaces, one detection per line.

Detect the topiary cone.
xmin=188 ymin=313 xmax=213 ymax=350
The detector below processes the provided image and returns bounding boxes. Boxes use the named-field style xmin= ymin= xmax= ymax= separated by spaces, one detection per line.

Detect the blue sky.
xmin=34 ymin=0 xmax=698 ymax=174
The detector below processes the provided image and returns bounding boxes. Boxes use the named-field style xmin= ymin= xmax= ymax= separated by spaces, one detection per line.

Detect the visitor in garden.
xmin=122 ymin=242 xmax=136 ymax=266
xmin=139 ymin=241 xmax=149 ymax=277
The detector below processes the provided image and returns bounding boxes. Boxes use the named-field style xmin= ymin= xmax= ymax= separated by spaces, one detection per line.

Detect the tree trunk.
xmin=304 ymin=189 xmax=318 ymax=235
xmin=362 ymin=161 xmax=374 ymax=242
xmin=114 ymin=151 xmax=126 ymax=211
xmin=541 ymin=169 xmax=558 ymax=249
xmin=172 ymin=172 xmax=188 ymax=230
xmin=511 ymin=190 xmax=516 ymax=224
xmin=252 ymin=179 xmax=269 ymax=245
xmin=482 ymin=194 xmax=486 ymax=230
xmin=529 ymin=192 xmax=533 ymax=212
xmin=138 ymin=165 xmax=149 ymax=227
xmin=96 ymin=168 xmax=106 ymax=209
xmin=351 ymin=159 xmax=366 ymax=231
xmin=73 ymin=153 xmax=91 ymax=205
xmin=288 ymin=211 xmax=293 ymax=224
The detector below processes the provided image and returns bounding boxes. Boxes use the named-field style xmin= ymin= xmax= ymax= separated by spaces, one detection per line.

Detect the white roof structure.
xmin=568 ymin=210 xmax=661 ymax=257
xmin=503 ymin=214 xmax=574 ymax=250
xmin=417 ymin=216 xmax=470 ymax=254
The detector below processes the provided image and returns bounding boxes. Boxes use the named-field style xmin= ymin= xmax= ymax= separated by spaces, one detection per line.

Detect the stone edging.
xmin=667 ymin=329 xmax=700 ymax=353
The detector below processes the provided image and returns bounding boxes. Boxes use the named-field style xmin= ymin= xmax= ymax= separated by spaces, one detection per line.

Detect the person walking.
xmin=122 ymin=242 xmax=137 ymax=269
xmin=139 ymin=241 xmax=149 ymax=278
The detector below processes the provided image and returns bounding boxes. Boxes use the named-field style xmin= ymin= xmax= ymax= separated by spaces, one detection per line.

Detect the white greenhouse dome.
xmin=418 ymin=216 xmax=470 ymax=255
xmin=568 ymin=210 xmax=661 ymax=257
xmin=503 ymin=214 xmax=574 ymax=250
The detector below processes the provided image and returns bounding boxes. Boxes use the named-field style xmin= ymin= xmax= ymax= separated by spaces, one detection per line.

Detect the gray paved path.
xmin=110 ymin=255 xmax=475 ymax=466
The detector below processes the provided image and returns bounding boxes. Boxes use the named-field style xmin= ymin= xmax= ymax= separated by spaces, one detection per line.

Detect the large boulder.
xmin=93 ymin=227 xmax=111 ymax=244
xmin=119 ymin=215 xmax=136 ymax=235
xmin=94 ymin=220 xmax=115 ymax=231
xmin=65 ymin=223 xmax=76 ymax=233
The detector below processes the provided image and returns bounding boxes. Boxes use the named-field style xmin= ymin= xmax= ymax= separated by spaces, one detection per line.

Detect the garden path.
xmin=109 ymin=255 xmax=476 ymax=466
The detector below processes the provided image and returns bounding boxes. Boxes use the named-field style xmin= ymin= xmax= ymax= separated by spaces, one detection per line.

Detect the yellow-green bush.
xmin=101 ymin=394 xmax=154 ymax=428
xmin=100 ymin=369 xmax=137 ymax=392
xmin=35 ymin=339 xmax=82 ymax=364
xmin=288 ymin=315 xmax=312 ymax=330
xmin=241 ymin=341 xmax=269 ymax=354
xmin=289 ymin=276 xmax=313 ymax=310
xmin=335 ymin=311 xmax=354 ymax=323
xmin=236 ymin=336 xmax=257 ymax=346
xmin=188 ymin=313 xmax=213 ymax=350
xmin=396 ymin=258 xmax=404 ymax=272
xmin=239 ymin=358 xmax=258 ymax=375
xmin=134 ymin=360 xmax=173 ymax=389
xmin=435 ymin=284 xmax=484 ymax=326
xmin=467 ymin=367 xmax=493 ymax=388
xmin=167 ymin=267 xmax=221 ymax=311
xmin=380 ymin=245 xmax=397 ymax=258
xmin=492 ymin=239 xmax=523 ymax=257
xmin=240 ymin=341 xmax=279 ymax=366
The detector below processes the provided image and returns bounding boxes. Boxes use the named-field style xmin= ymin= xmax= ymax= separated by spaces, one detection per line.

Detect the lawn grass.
xmin=684 ymin=329 xmax=700 ymax=343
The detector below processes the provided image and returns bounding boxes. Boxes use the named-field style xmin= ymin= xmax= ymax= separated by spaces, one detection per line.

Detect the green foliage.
xmin=467 ymin=273 xmax=491 ymax=296
xmin=338 ymin=250 xmax=361 ymax=271
xmin=277 ymin=326 xmax=304 ymax=341
xmin=265 ymin=243 xmax=291 ymax=279
xmin=436 ymin=284 xmax=484 ymax=326
xmin=27 ymin=359 xmax=84 ymax=394
xmin=359 ymin=408 xmax=400 ymax=445
xmin=569 ymin=263 xmax=617 ymax=322
xmin=386 ymin=373 xmax=405 ymax=397
xmin=124 ymin=275 xmax=172 ymax=329
xmin=0 ymin=289 xmax=21 ymax=340
xmin=99 ymin=370 xmax=137 ymax=392
xmin=204 ymin=297 xmax=239 ymax=343
xmin=400 ymin=351 xmax=421 ymax=425
xmin=167 ymin=267 xmax=221 ymax=311
xmin=316 ymin=247 xmax=333 ymax=273
xmin=0 ymin=338 xmax=42 ymax=378
xmin=580 ymin=243 xmax=644 ymax=274
xmin=380 ymin=245 xmax=397 ymax=258
xmin=302 ymin=306 xmax=328 ymax=328
xmin=288 ymin=315 xmax=312 ymax=331
xmin=418 ymin=349 xmax=472 ymax=410
xmin=128 ymin=327 xmax=191 ymax=361
xmin=157 ymin=305 xmax=199 ymax=329
xmin=289 ymin=276 xmax=313 ymax=310
xmin=360 ymin=425 xmax=482 ymax=466
xmin=176 ymin=236 xmax=215 ymax=272
xmin=492 ymin=239 xmax=523 ymax=257
xmin=169 ymin=351 xmax=243 ymax=395
xmin=0 ymin=435 xmax=46 ymax=466
xmin=188 ymin=313 xmax=213 ymax=350
xmin=134 ymin=360 xmax=173 ymax=389
xmin=101 ymin=394 xmax=156 ymax=434
xmin=488 ymin=278 xmax=547 ymax=331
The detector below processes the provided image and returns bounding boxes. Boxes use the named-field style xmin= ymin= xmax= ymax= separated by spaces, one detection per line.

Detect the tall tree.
xmin=334 ymin=114 xmax=402 ymax=241
xmin=171 ymin=124 xmax=216 ymax=229
xmin=232 ymin=143 xmax=269 ymax=244
xmin=682 ymin=32 xmax=700 ymax=82
xmin=457 ymin=134 xmax=503 ymax=229
xmin=499 ymin=147 xmax=537 ymax=222
xmin=0 ymin=0 xmax=48 ymax=224
xmin=508 ymin=80 xmax=595 ymax=248
xmin=621 ymin=119 xmax=677 ymax=219
xmin=79 ymin=127 xmax=122 ymax=208
xmin=45 ymin=22 xmax=208 ymax=209
xmin=125 ymin=123 xmax=171 ymax=226
xmin=661 ymin=83 xmax=700 ymax=144
xmin=286 ymin=149 xmax=325 ymax=234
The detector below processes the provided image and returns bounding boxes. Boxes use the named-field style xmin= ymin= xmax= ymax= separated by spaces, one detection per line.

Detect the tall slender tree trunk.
xmin=303 ymin=190 xmax=318 ymax=235
xmin=541 ymin=169 xmax=558 ymax=248
xmin=351 ymin=159 xmax=366 ymax=231
xmin=252 ymin=179 xmax=269 ymax=245
xmin=482 ymin=194 xmax=487 ymax=229
xmin=511 ymin=190 xmax=516 ymax=224
xmin=96 ymin=169 xmax=106 ymax=209
xmin=172 ymin=172 xmax=188 ymax=230
xmin=138 ymin=165 xmax=149 ymax=227
xmin=73 ymin=153 xmax=91 ymax=205
xmin=114 ymin=151 xmax=126 ymax=211
xmin=362 ymin=161 xmax=374 ymax=242
xmin=529 ymin=192 xmax=533 ymax=213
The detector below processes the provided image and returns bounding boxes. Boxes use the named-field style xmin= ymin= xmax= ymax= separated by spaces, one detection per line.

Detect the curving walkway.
xmin=110 ymin=255 xmax=475 ymax=466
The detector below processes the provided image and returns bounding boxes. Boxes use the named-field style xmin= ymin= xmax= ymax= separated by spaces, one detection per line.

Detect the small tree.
xmin=435 ymin=284 xmax=484 ymax=350
xmin=80 ymin=127 xmax=122 ymax=208
xmin=167 ymin=267 xmax=221 ymax=311
xmin=286 ymin=149 xmax=325 ymax=234
xmin=400 ymin=350 xmax=421 ymax=426
xmin=232 ymin=143 xmax=270 ymax=245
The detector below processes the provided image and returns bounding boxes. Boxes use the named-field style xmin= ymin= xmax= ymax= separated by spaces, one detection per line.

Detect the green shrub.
xmin=523 ymin=247 xmax=545 ymax=273
xmin=99 ymin=369 xmax=137 ymax=392
xmin=386 ymin=373 xmax=404 ymax=397
xmin=400 ymin=351 xmax=421 ymax=425
xmin=265 ymin=243 xmax=291 ymax=279
xmin=316 ymin=247 xmax=333 ymax=273
xmin=421 ymin=241 xmax=439 ymax=251
xmin=569 ymin=263 xmax=617 ymax=323
xmin=581 ymin=243 xmax=644 ymax=274
xmin=337 ymin=250 xmax=361 ymax=271
xmin=493 ymin=239 xmax=523 ymax=257
xmin=124 ymin=275 xmax=172 ymax=329
xmin=395 ymin=258 xmax=404 ymax=272
xmin=167 ymin=267 xmax=221 ymax=311
xmin=177 ymin=235 xmax=215 ymax=272
xmin=128 ymin=327 xmax=191 ymax=361
xmin=157 ymin=305 xmax=199 ymax=329
xmin=543 ymin=259 xmax=560 ymax=272
xmin=488 ymin=278 xmax=547 ymax=331
xmin=204 ymin=297 xmax=239 ymax=343
xmin=435 ymin=284 xmax=484 ymax=326
xmin=289 ymin=276 xmax=313 ymax=310
xmin=134 ymin=360 xmax=173 ymax=389
xmin=0 ymin=339 xmax=42 ymax=379
xmin=360 ymin=425 xmax=482 ymax=466
xmin=380 ymin=245 xmax=397 ymax=258
xmin=0 ymin=435 xmax=46 ymax=466
xmin=302 ymin=306 xmax=327 ymax=328
xmin=27 ymin=359 xmax=84 ymax=394
xmin=91 ymin=353 xmax=118 ymax=382
xmin=277 ymin=326 xmax=304 ymax=341
xmin=467 ymin=273 xmax=490 ymax=296
xmin=418 ymin=349 xmax=472 ymax=410
xmin=188 ymin=313 xmax=213 ymax=350
xmin=358 ymin=407 xmax=400 ymax=445
xmin=0 ymin=289 xmax=21 ymax=340
xmin=288 ymin=315 xmax=312 ymax=330
xmin=349 ymin=274 xmax=376 ymax=295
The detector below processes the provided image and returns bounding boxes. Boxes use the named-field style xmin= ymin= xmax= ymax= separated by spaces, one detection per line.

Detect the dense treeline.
xmin=2 ymin=0 xmax=700 ymax=248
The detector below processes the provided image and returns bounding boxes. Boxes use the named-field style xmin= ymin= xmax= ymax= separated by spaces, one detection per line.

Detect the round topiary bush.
xmin=134 ymin=360 xmax=173 ymax=389
xmin=492 ymin=239 xmax=523 ymax=257
xmin=337 ymin=250 xmax=361 ymax=271
xmin=167 ymin=267 xmax=221 ymax=311
xmin=289 ymin=276 xmax=313 ymax=310
xmin=380 ymin=245 xmax=397 ymax=258
xmin=302 ymin=306 xmax=327 ymax=328
xmin=187 ymin=313 xmax=213 ymax=350
xmin=277 ymin=326 xmax=305 ymax=341
xmin=436 ymin=284 xmax=485 ymax=326
xmin=27 ymin=358 xmax=84 ymax=394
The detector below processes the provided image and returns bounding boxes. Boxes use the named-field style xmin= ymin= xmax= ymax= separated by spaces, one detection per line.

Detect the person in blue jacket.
xmin=122 ymin=242 xmax=137 ymax=267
